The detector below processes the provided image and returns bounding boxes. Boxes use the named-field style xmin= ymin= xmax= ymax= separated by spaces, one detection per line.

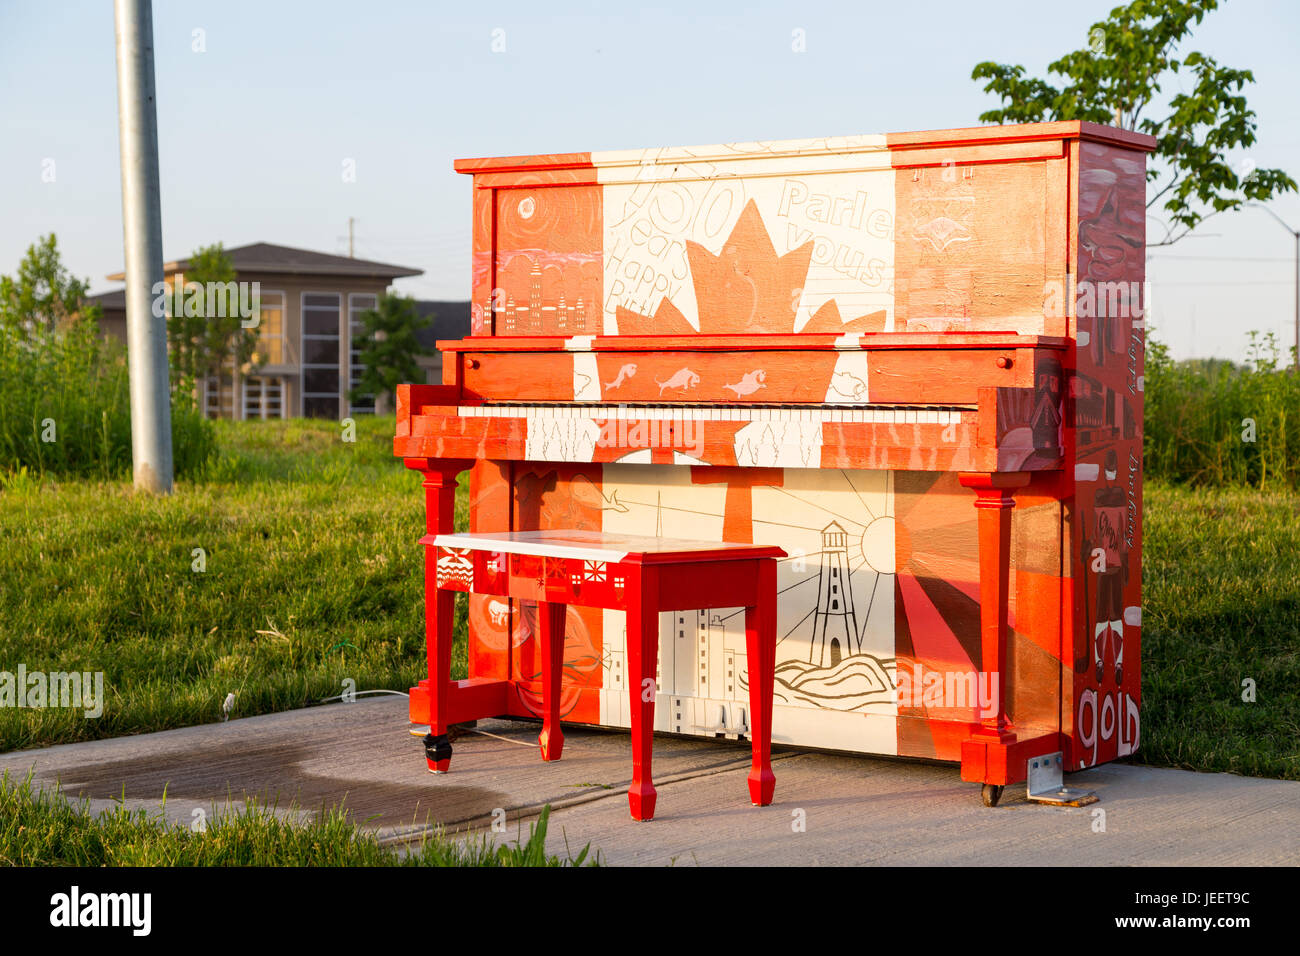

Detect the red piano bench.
xmin=417 ymin=529 xmax=785 ymax=821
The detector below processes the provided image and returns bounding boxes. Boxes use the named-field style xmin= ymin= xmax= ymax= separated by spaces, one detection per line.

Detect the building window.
xmin=252 ymin=291 xmax=286 ymax=366
xmin=242 ymin=376 xmax=284 ymax=420
xmin=348 ymin=293 xmax=378 ymax=415
xmin=301 ymin=292 xmax=341 ymax=418
xmin=203 ymin=352 xmax=237 ymax=419
xmin=203 ymin=368 xmax=234 ymax=419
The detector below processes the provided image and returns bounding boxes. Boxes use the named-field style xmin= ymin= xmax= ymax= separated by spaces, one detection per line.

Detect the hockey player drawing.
xmin=1085 ymin=448 xmax=1129 ymax=686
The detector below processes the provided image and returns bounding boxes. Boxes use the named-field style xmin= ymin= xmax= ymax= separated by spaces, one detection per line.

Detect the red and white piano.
xmin=396 ymin=120 xmax=1153 ymax=805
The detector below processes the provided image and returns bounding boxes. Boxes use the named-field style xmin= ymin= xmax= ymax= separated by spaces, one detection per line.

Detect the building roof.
xmin=85 ymin=289 xmax=126 ymax=309
xmin=106 ymin=242 xmax=423 ymax=281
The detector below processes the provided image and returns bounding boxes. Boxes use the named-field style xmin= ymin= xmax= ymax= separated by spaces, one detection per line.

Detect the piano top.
xmin=435 ymin=332 xmax=1071 ymax=353
xmin=453 ymin=121 xmax=1156 ymax=175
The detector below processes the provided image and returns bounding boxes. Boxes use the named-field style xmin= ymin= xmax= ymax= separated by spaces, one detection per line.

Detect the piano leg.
xmin=744 ymin=559 xmax=777 ymax=807
xmin=421 ymin=462 xmax=470 ymax=774
xmin=625 ymin=568 xmax=660 ymax=821
xmin=957 ymin=472 xmax=1032 ymax=797
xmin=958 ymin=472 xmax=1029 ymax=741
xmin=537 ymin=601 xmax=567 ymax=761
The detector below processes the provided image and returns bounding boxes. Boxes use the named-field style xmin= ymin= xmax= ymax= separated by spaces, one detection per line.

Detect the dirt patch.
xmin=45 ymin=738 xmax=507 ymax=830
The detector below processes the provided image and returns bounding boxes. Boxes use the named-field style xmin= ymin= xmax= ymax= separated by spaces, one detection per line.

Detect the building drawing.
xmin=498 ymin=257 xmax=589 ymax=334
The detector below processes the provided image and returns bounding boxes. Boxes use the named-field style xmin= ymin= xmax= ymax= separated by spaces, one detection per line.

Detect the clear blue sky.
xmin=2 ymin=0 xmax=1297 ymax=363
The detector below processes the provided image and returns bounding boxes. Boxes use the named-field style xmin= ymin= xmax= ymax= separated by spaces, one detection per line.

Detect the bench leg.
xmin=537 ymin=601 xmax=567 ymax=761
xmin=745 ymin=560 xmax=777 ymax=806
xmin=626 ymin=570 xmax=659 ymax=821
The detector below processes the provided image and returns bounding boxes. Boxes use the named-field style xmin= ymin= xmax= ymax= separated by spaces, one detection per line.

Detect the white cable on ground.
xmin=316 ymin=689 xmax=411 ymax=704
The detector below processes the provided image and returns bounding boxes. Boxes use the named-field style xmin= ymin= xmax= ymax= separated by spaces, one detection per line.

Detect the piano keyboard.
xmin=454 ymin=403 xmax=975 ymax=426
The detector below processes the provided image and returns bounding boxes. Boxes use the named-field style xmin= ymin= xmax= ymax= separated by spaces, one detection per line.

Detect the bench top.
xmin=427 ymin=530 xmax=786 ymax=565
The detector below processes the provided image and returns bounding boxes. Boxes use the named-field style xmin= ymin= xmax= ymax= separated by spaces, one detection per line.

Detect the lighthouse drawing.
xmin=811 ymin=521 xmax=859 ymax=667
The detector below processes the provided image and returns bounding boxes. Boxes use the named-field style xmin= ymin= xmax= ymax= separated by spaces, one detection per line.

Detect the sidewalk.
xmin=1 ymin=697 xmax=1295 ymax=865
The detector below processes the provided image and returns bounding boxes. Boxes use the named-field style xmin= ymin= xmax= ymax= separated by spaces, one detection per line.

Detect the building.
xmin=86 ymin=242 xmax=470 ymax=420
xmin=411 ymin=299 xmax=473 ymax=386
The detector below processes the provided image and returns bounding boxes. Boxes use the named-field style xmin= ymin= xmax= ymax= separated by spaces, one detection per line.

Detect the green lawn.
xmin=0 ymin=772 xmax=590 ymax=866
xmin=0 ymin=416 xmax=466 ymax=752
xmin=1 ymin=417 xmax=1297 ymax=783
xmin=1138 ymin=483 xmax=1300 ymax=778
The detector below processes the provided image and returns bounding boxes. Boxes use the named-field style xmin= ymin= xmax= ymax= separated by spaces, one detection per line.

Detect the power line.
xmin=1149 ymin=254 xmax=1294 ymax=262
xmin=1150 ymin=280 xmax=1295 ymax=286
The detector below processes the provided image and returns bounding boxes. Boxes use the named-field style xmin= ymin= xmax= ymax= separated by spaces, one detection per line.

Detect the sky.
xmin=2 ymin=0 xmax=1298 ymax=364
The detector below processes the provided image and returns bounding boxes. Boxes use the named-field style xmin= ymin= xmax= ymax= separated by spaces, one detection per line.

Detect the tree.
xmin=166 ymin=243 xmax=260 ymax=390
xmin=971 ymin=0 xmax=1296 ymax=246
xmin=0 ymin=234 xmax=98 ymax=335
xmin=348 ymin=293 xmax=431 ymax=412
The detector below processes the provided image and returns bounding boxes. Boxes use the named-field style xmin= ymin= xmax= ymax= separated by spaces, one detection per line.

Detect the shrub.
xmin=1144 ymin=331 xmax=1299 ymax=489
xmin=0 ymin=317 xmax=214 ymax=481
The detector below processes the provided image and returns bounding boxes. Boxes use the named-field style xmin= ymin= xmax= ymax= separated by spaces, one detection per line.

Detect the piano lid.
xmin=456 ymin=122 xmax=1152 ymax=343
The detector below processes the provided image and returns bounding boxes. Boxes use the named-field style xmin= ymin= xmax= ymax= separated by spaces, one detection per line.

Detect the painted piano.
xmin=396 ymin=120 xmax=1155 ymax=803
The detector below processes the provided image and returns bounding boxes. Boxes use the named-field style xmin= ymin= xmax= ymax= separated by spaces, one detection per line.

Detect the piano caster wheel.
xmin=424 ymin=732 xmax=453 ymax=774
xmin=981 ymin=784 xmax=1004 ymax=808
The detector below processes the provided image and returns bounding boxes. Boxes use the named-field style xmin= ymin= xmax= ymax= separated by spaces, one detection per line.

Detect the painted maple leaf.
xmin=616 ymin=199 xmax=886 ymax=336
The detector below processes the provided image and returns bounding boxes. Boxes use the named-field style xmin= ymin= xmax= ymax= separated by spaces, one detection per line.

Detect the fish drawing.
xmin=828 ymin=370 xmax=867 ymax=401
xmin=604 ymin=363 xmax=637 ymax=389
xmin=655 ymin=367 xmax=700 ymax=395
xmin=724 ymin=370 xmax=766 ymax=397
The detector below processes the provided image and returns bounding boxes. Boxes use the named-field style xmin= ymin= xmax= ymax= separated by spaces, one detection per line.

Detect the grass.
xmin=0 ymin=771 xmax=593 ymax=866
xmin=1136 ymin=482 xmax=1300 ymax=779
xmin=0 ymin=415 xmax=467 ymax=752
xmin=1144 ymin=331 xmax=1300 ymax=489
xmin=0 ymin=414 xmax=1296 ymax=785
xmin=0 ymin=319 xmax=215 ymax=481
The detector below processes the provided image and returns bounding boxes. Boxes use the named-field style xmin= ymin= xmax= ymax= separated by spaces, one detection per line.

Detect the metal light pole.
xmin=1250 ymin=203 xmax=1300 ymax=373
xmin=114 ymin=0 xmax=173 ymax=491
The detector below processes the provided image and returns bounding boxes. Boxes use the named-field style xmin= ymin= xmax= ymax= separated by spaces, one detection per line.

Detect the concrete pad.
xmin=534 ymin=752 xmax=1300 ymax=866
xmin=0 ymin=698 xmax=766 ymax=836
xmin=1 ymin=697 xmax=1296 ymax=865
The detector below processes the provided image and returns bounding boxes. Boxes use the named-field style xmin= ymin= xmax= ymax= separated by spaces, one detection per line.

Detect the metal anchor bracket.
xmin=1026 ymin=751 xmax=1099 ymax=807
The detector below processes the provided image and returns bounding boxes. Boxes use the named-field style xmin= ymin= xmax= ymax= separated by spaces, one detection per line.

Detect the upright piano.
xmin=396 ymin=121 xmax=1154 ymax=799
